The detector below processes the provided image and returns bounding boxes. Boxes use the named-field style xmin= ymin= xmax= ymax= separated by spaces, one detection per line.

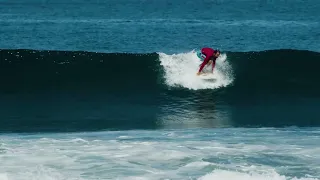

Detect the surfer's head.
xmin=214 ymin=50 xmax=220 ymax=58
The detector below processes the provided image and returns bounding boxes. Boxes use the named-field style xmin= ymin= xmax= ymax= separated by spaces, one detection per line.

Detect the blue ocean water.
xmin=1 ymin=0 xmax=319 ymax=53
xmin=0 ymin=0 xmax=320 ymax=179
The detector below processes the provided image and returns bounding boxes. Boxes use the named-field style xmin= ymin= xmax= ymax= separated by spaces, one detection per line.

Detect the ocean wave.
xmin=0 ymin=48 xmax=319 ymax=95
xmin=1 ymin=49 xmax=320 ymax=132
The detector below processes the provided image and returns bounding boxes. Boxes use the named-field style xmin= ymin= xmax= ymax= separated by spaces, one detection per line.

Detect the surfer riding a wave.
xmin=196 ymin=47 xmax=220 ymax=76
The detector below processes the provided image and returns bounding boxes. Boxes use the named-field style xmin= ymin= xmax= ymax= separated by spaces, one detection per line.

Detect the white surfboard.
xmin=198 ymin=73 xmax=216 ymax=81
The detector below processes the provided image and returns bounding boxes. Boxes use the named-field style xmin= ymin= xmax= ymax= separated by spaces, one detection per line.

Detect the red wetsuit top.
xmin=198 ymin=47 xmax=217 ymax=73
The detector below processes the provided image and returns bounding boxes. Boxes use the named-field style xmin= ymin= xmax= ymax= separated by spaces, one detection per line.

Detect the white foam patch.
xmin=199 ymin=170 xmax=318 ymax=180
xmin=158 ymin=50 xmax=234 ymax=90
xmin=0 ymin=166 xmax=83 ymax=180
xmin=1 ymin=129 xmax=319 ymax=180
xmin=0 ymin=174 xmax=8 ymax=180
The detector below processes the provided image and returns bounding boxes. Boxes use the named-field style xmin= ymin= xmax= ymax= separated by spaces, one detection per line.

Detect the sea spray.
xmin=158 ymin=50 xmax=234 ymax=90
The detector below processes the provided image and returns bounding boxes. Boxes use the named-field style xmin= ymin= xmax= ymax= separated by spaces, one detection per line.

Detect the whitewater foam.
xmin=0 ymin=128 xmax=319 ymax=180
xmin=0 ymin=174 xmax=8 ymax=180
xmin=199 ymin=170 xmax=318 ymax=180
xmin=158 ymin=50 xmax=234 ymax=90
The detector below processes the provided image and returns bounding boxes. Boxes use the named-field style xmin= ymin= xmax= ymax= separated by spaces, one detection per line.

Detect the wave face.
xmin=0 ymin=50 xmax=160 ymax=93
xmin=1 ymin=49 xmax=319 ymax=94
xmin=1 ymin=49 xmax=320 ymax=132
xmin=227 ymin=49 xmax=320 ymax=96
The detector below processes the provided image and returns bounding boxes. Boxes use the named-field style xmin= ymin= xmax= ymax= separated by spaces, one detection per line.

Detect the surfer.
xmin=196 ymin=47 xmax=220 ymax=75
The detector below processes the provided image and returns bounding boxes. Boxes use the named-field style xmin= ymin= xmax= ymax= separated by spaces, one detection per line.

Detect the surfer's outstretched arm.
xmin=211 ymin=60 xmax=216 ymax=72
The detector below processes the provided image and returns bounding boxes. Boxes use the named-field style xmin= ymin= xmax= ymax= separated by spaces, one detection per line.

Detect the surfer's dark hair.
xmin=215 ymin=49 xmax=220 ymax=54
